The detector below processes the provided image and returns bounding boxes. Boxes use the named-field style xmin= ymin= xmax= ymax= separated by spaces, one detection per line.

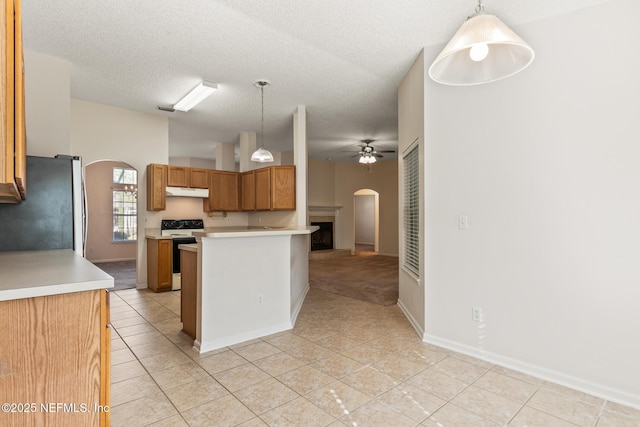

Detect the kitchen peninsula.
xmin=184 ymin=225 xmax=317 ymax=353
xmin=0 ymin=250 xmax=113 ymax=426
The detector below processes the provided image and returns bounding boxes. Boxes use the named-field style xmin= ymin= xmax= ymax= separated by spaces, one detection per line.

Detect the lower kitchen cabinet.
xmin=180 ymin=248 xmax=197 ymax=339
xmin=0 ymin=289 xmax=110 ymax=426
xmin=147 ymin=238 xmax=172 ymax=292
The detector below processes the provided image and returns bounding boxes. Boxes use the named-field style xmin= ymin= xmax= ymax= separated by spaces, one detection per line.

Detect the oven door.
xmin=172 ymin=237 xmax=197 ymax=273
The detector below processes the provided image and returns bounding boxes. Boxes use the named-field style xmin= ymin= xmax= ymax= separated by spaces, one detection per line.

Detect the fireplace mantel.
xmin=308 ymin=205 xmax=343 ymax=216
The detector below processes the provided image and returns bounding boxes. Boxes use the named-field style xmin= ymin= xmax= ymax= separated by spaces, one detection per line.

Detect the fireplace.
xmin=310 ymin=222 xmax=333 ymax=251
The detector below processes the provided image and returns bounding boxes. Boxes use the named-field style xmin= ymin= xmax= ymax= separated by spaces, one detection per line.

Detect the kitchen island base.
xmin=190 ymin=227 xmax=315 ymax=353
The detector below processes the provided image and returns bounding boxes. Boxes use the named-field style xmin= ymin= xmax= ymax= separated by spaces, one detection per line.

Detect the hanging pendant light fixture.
xmin=251 ymin=80 xmax=274 ymax=162
xmin=428 ymin=0 xmax=534 ymax=86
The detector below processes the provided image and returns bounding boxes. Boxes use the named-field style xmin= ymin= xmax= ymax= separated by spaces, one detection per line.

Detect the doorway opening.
xmin=85 ymin=160 xmax=138 ymax=290
xmin=353 ymin=189 xmax=379 ymax=254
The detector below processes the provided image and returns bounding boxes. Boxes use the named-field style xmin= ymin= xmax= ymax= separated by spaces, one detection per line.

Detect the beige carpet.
xmin=309 ymin=253 xmax=399 ymax=306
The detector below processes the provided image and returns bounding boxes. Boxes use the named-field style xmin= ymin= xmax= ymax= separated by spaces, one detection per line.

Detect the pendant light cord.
xmin=260 ymin=84 xmax=265 ymax=149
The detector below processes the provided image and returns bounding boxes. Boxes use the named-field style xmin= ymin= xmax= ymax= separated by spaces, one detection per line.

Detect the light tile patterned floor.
xmin=109 ymin=288 xmax=640 ymax=427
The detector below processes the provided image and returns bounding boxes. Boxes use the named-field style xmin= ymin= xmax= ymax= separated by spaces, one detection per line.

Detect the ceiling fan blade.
xmin=377 ymin=150 xmax=396 ymax=153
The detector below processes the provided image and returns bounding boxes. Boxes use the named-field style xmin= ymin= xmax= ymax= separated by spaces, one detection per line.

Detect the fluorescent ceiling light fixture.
xmin=428 ymin=0 xmax=534 ymax=86
xmin=173 ymin=81 xmax=218 ymax=112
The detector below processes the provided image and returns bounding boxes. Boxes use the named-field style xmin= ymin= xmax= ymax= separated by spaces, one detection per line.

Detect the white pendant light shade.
xmin=429 ymin=13 xmax=534 ymax=86
xmin=251 ymin=147 xmax=274 ymax=162
xmin=251 ymin=80 xmax=274 ymax=163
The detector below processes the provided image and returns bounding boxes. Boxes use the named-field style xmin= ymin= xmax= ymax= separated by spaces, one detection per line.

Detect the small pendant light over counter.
xmin=428 ymin=0 xmax=534 ymax=86
xmin=251 ymin=80 xmax=274 ymax=163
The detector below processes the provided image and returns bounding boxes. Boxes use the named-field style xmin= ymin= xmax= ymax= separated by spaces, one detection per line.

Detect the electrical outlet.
xmin=472 ymin=306 xmax=482 ymax=322
xmin=257 ymin=295 xmax=263 ymax=305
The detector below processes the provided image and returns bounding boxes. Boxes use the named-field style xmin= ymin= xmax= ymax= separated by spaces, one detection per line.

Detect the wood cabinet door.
xmin=0 ymin=290 xmax=104 ymax=426
xmin=100 ymin=289 xmax=110 ymax=426
xmin=271 ymin=166 xmax=296 ymax=210
xmin=146 ymin=164 xmax=166 ymax=211
xmin=189 ymin=168 xmax=209 ymax=189
xmin=167 ymin=166 xmax=189 ymax=187
xmin=206 ymin=170 xmax=239 ymax=212
xmin=157 ymin=239 xmax=173 ymax=291
xmin=180 ymin=250 xmax=197 ymax=339
xmin=0 ymin=0 xmax=21 ymax=203
xmin=13 ymin=0 xmax=24 ymax=199
xmin=240 ymin=171 xmax=255 ymax=211
xmin=254 ymin=168 xmax=271 ymax=211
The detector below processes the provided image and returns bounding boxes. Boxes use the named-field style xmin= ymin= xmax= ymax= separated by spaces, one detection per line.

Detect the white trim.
xmin=308 ymin=205 xmax=343 ymax=217
xmin=290 ymin=283 xmax=310 ymax=326
xmin=398 ymin=298 xmax=425 ymax=338
xmin=195 ymin=321 xmax=293 ymax=354
xmin=401 ymin=265 xmax=420 ymax=284
xmin=423 ymin=333 xmax=640 ymax=409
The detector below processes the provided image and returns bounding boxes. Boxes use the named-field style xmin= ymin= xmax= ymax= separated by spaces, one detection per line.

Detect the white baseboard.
xmin=196 ymin=321 xmax=293 ymax=354
xmin=422 ymin=333 xmax=640 ymax=409
xmin=397 ymin=298 xmax=425 ymax=338
xmin=291 ymin=284 xmax=310 ymax=326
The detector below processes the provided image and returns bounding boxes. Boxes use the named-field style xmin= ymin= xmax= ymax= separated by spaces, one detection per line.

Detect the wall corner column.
xmin=293 ymin=105 xmax=308 ymax=227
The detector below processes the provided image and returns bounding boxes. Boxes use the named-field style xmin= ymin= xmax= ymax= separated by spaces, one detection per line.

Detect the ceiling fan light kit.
xmin=251 ymin=80 xmax=275 ymax=163
xmin=173 ymin=81 xmax=218 ymax=111
xmin=359 ymin=154 xmax=376 ymax=164
xmin=428 ymin=0 xmax=534 ymax=86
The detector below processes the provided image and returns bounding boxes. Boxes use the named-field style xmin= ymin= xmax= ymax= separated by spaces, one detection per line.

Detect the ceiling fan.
xmin=343 ymin=139 xmax=396 ymax=163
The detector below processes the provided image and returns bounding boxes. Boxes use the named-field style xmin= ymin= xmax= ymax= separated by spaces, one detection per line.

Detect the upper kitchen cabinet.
xmin=0 ymin=0 xmax=25 ymax=203
xmin=146 ymin=163 xmax=167 ymax=211
xmin=254 ymin=165 xmax=296 ymax=211
xmin=189 ymin=168 xmax=209 ymax=189
xmin=203 ymin=170 xmax=239 ymax=212
xmin=167 ymin=166 xmax=209 ymax=189
xmin=167 ymin=166 xmax=189 ymax=187
xmin=240 ymin=170 xmax=255 ymax=211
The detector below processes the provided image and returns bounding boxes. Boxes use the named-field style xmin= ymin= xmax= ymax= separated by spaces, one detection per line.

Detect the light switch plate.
xmin=458 ymin=215 xmax=469 ymax=230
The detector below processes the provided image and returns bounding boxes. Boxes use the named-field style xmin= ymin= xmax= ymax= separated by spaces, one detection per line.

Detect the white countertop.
xmin=0 ymin=249 xmax=114 ymax=301
xmin=194 ymin=225 xmax=319 ymax=239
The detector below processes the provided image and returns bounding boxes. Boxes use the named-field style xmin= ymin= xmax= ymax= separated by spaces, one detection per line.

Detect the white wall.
xmin=397 ymin=50 xmax=425 ymax=338
xmin=24 ymin=51 xmax=71 ymax=156
xmin=71 ymin=99 xmax=169 ymax=285
xmin=416 ymin=0 xmax=640 ymax=407
xmin=334 ymin=160 xmax=398 ymax=256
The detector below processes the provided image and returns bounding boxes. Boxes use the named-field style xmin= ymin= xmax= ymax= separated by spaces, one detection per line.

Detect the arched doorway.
xmin=85 ymin=160 xmax=138 ymax=290
xmin=353 ymin=189 xmax=379 ymax=254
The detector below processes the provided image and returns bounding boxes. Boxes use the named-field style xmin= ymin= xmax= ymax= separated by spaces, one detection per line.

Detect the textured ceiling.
xmin=22 ymin=0 xmax=615 ymax=162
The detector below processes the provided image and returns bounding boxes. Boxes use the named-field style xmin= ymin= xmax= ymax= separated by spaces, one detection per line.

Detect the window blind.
xmin=403 ymin=145 xmax=419 ymax=277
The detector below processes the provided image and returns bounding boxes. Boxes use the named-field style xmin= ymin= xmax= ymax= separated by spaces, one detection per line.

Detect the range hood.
xmin=166 ymin=186 xmax=209 ymax=198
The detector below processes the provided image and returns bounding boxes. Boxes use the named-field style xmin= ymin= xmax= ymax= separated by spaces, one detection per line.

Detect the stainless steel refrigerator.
xmin=0 ymin=155 xmax=85 ymax=255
